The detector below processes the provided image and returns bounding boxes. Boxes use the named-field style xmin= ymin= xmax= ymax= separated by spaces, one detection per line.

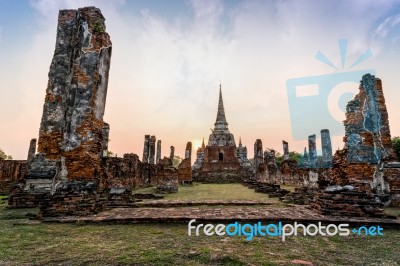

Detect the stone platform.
xmin=131 ymin=199 xmax=275 ymax=208
xmin=42 ymin=204 xmax=400 ymax=227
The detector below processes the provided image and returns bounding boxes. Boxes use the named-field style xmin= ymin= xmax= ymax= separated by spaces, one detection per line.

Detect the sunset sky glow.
xmin=1 ymin=0 xmax=400 ymax=160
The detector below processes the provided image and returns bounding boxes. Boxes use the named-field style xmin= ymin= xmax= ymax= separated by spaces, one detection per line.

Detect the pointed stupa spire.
xmin=214 ymin=84 xmax=229 ymax=131
xmin=201 ymin=137 xmax=205 ymax=149
xmin=239 ymin=137 xmax=242 ymax=147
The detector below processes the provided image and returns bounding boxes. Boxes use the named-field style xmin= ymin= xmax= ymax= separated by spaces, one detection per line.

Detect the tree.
xmin=289 ymin=151 xmax=303 ymax=163
xmin=275 ymin=152 xmax=284 ymax=166
xmin=248 ymin=158 xmax=255 ymax=166
xmin=275 ymin=151 xmax=302 ymax=166
xmin=0 ymin=148 xmax=13 ymax=160
xmin=392 ymin=136 xmax=400 ymax=161
xmin=173 ymin=156 xmax=183 ymax=167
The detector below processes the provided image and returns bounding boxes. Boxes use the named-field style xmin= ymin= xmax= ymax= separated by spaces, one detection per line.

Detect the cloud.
xmin=3 ymin=0 xmax=400 ymax=159
xmin=374 ymin=13 xmax=400 ymax=38
xmin=29 ymin=0 xmax=126 ymax=18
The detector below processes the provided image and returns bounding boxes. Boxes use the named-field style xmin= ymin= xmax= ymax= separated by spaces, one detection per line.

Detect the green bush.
xmin=93 ymin=19 xmax=104 ymax=33
xmin=392 ymin=136 xmax=400 ymax=161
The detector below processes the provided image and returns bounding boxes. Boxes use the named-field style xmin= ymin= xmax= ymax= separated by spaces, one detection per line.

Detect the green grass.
xmin=1 ymin=186 xmax=399 ymax=265
xmin=133 ymin=183 xmax=299 ymax=202
xmin=132 ymin=186 xmax=157 ymax=194
xmin=162 ymin=183 xmax=271 ymax=201
xmin=0 ymin=204 xmax=399 ymax=265
xmin=133 ymin=183 xmax=272 ymax=201
xmin=385 ymin=207 xmax=400 ymax=218
xmin=280 ymin=185 xmax=297 ymax=193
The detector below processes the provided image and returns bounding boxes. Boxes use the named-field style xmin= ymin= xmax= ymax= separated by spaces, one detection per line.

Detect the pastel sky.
xmin=1 ymin=0 xmax=400 ymax=160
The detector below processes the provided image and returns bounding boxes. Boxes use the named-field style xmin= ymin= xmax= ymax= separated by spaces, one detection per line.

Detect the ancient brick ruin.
xmin=192 ymin=86 xmax=252 ymax=183
xmin=156 ymin=140 xmax=161 ymax=163
xmin=311 ymin=74 xmax=400 ymax=216
xmin=308 ymin=134 xmax=317 ymax=167
xmin=177 ymin=142 xmax=192 ymax=184
xmin=7 ymin=7 xmax=193 ymax=216
xmin=9 ymin=6 xmax=112 ymax=213
xmin=1 ymin=6 xmax=398 ymax=221
xmin=37 ymin=7 xmax=112 ymax=181
xmin=192 ymin=138 xmax=205 ymax=171
xmin=0 ymin=160 xmax=27 ymax=195
xmin=254 ymin=139 xmax=267 ymax=182
xmin=321 ymin=129 xmax=333 ymax=167
xmin=332 ymin=74 xmax=398 ymax=190
xmin=279 ymin=140 xmax=299 ymax=185
xmin=265 ymin=149 xmax=279 ymax=182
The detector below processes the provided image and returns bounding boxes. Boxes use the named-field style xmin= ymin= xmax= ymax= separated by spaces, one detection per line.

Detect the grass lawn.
xmin=385 ymin=207 xmax=400 ymax=218
xmin=0 ymin=198 xmax=399 ymax=265
xmin=134 ymin=183 xmax=277 ymax=201
xmin=164 ymin=183 xmax=272 ymax=201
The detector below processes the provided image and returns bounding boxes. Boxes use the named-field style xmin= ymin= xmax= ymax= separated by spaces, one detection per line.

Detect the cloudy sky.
xmin=1 ymin=0 xmax=400 ymax=160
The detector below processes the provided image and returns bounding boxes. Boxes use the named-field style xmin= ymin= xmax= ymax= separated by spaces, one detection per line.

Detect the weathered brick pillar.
xmin=254 ymin=139 xmax=263 ymax=180
xmin=308 ymin=134 xmax=317 ymax=167
xmin=9 ymin=7 xmax=113 ymax=214
xmin=282 ymin=140 xmax=289 ymax=160
xmin=302 ymin=147 xmax=309 ymax=166
xmin=331 ymin=74 xmax=398 ymax=203
xmin=170 ymin=146 xmax=175 ymax=162
xmin=148 ymin=136 xmax=156 ymax=164
xmin=320 ymin=129 xmax=332 ymax=167
xmin=264 ymin=149 xmax=278 ymax=181
xmin=33 ymin=6 xmax=112 ymax=181
xmin=254 ymin=139 xmax=263 ymax=167
xmin=344 ymin=74 xmax=396 ymax=163
xmin=178 ymin=142 xmax=193 ymax=183
xmin=26 ymin=138 xmax=37 ymax=171
xmin=156 ymin=140 xmax=161 ymax=163
xmin=142 ymin=135 xmax=150 ymax=163
xmin=101 ymin=123 xmax=110 ymax=158
xmin=185 ymin=142 xmax=192 ymax=160
xmin=264 ymin=149 xmax=276 ymax=165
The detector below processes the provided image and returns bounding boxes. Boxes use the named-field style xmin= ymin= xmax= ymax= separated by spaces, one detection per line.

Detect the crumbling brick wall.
xmin=178 ymin=142 xmax=192 ymax=183
xmin=279 ymin=159 xmax=300 ymax=185
xmin=343 ymin=74 xmax=395 ymax=164
xmin=312 ymin=74 xmax=399 ymax=215
xmin=332 ymin=74 xmax=396 ymax=187
xmin=0 ymin=160 xmax=27 ymax=194
xmin=102 ymin=154 xmax=141 ymax=189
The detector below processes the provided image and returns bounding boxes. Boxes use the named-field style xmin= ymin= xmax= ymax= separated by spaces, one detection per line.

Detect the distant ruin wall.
xmin=0 ymin=160 xmax=27 ymax=194
xmin=102 ymin=154 xmax=141 ymax=189
xmin=177 ymin=142 xmax=192 ymax=183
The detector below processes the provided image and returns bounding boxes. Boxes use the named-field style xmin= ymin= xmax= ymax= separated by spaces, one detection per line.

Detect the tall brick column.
xmin=308 ymin=134 xmax=317 ymax=167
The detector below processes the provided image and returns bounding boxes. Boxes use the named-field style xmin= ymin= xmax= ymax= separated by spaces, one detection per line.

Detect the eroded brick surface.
xmin=35 ymin=7 xmax=112 ymax=181
xmin=0 ymin=160 xmax=27 ymax=194
xmin=9 ymin=7 xmax=112 ymax=214
xmin=312 ymin=74 xmax=400 ymax=215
